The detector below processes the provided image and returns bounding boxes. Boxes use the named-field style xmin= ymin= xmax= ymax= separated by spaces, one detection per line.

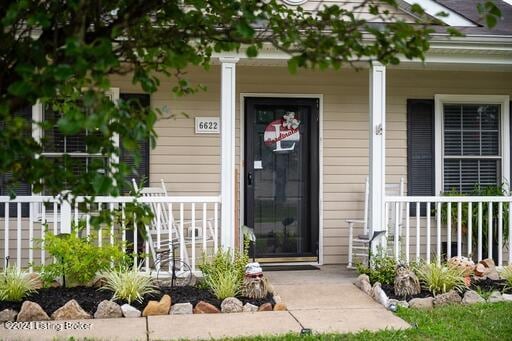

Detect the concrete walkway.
xmin=2 ymin=266 xmax=409 ymax=340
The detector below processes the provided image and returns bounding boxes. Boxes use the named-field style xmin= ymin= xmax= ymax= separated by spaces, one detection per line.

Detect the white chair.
xmin=132 ymin=179 xmax=215 ymax=271
xmin=347 ymin=177 xmax=404 ymax=268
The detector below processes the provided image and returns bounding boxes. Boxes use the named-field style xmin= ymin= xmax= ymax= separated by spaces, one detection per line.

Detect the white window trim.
xmin=435 ymin=94 xmax=510 ymax=195
xmin=31 ymin=88 xmax=120 ymax=220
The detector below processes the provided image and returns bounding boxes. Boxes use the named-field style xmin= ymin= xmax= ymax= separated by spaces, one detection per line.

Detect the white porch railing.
xmin=385 ymin=196 xmax=512 ymax=266
xmin=0 ymin=195 xmax=221 ymax=273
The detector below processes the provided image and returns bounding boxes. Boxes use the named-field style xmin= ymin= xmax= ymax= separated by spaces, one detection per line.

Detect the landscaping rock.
xmin=433 ymin=290 xmax=461 ymax=307
xmin=409 ymin=297 xmax=434 ymax=310
xmin=94 ymin=300 xmax=123 ymax=319
xmin=243 ymin=303 xmax=258 ymax=312
xmin=371 ymin=282 xmax=389 ymax=307
xmin=354 ymin=274 xmax=372 ymax=295
xmin=26 ymin=272 xmax=43 ymax=290
xmin=90 ymin=275 xmax=108 ymax=288
xmin=258 ymin=303 xmax=273 ymax=312
xmin=143 ymin=294 xmax=171 ymax=316
xmin=273 ymin=303 xmax=287 ymax=311
xmin=447 ymin=256 xmax=475 ymax=276
xmin=193 ymin=301 xmax=220 ymax=314
xmin=17 ymin=301 xmax=50 ymax=321
xmin=273 ymin=295 xmax=282 ymax=304
xmin=221 ymin=297 xmax=243 ymax=313
xmin=462 ymin=290 xmax=485 ymax=305
xmin=488 ymin=291 xmax=504 ymax=303
xmin=502 ymin=293 xmax=512 ymax=302
xmin=0 ymin=309 xmax=17 ymax=322
xmin=121 ymin=304 xmax=141 ymax=318
xmin=171 ymin=303 xmax=193 ymax=315
xmin=51 ymin=299 xmax=92 ymax=320
xmin=475 ymin=258 xmax=498 ymax=280
xmin=486 ymin=270 xmax=500 ymax=281
xmin=387 ymin=299 xmax=409 ymax=309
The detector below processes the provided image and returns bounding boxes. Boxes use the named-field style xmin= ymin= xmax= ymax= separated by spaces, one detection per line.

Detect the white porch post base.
xmin=368 ymin=63 xmax=386 ymax=254
xmin=220 ymin=57 xmax=239 ymax=251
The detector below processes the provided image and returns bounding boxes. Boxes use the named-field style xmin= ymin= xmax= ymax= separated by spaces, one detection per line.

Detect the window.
xmin=435 ymin=95 xmax=510 ymax=194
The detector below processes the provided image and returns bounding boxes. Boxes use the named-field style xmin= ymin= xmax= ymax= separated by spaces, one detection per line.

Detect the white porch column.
xmin=368 ymin=63 xmax=386 ymax=241
xmin=220 ymin=56 xmax=239 ymax=251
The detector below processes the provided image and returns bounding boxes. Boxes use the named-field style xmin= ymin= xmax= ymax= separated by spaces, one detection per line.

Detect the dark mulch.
xmin=471 ymin=278 xmax=512 ymax=294
xmin=0 ymin=286 xmax=113 ymax=315
xmin=381 ymin=284 xmax=432 ymax=301
xmin=0 ymin=285 xmax=275 ymax=316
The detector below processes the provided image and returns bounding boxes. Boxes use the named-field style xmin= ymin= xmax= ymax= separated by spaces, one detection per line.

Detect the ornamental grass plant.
xmin=0 ymin=266 xmax=39 ymax=301
xmin=100 ymin=267 xmax=158 ymax=304
xmin=417 ymin=262 xmax=466 ymax=296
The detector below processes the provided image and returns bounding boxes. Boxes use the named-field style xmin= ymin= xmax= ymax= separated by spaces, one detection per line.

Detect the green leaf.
xmin=246 ymin=45 xmax=258 ymax=58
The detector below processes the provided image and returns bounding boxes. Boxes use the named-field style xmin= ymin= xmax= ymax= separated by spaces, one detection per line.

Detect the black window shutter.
xmin=0 ymin=106 xmax=32 ymax=217
xmin=407 ymin=99 xmax=435 ymax=216
xmin=119 ymin=94 xmax=151 ymax=194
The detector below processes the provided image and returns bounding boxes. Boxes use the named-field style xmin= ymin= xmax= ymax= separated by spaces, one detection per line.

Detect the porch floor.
xmin=2 ymin=266 xmax=410 ymax=340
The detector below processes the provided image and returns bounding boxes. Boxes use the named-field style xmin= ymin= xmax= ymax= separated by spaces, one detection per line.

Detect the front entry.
xmin=244 ymin=97 xmax=319 ymax=262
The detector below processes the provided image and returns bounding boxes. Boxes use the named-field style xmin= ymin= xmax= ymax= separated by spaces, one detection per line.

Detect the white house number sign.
xmin=195 ymin=117 xmax=220 ymax=134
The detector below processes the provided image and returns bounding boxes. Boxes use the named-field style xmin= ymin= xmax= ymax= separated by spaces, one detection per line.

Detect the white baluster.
xmin=17 ymin=203 xmax=21 ymax=269
xmin=405 ymin=202 xmax=410 ymax=264
xmin=457 ymin=202 xmax=462 ymax=257
xmin=214 ymin=202 xmax=219 ymax=252
xmin=478 ymin=202 xmax=483 ymax=261
xmin=468 ymin=202 xmax=472 ymax=258
xmin=488 ymin=202 xmax=493 ymax=260
xmin=436 ymin=202 xmax=441 ymax=265
xmin=426 ymin=202 xmax=431 ymax=263
xmin=416 ymin=203 xmax=420 ymax=261
xmin=29 ymin=203 xmax=34 ymax=272
xmin=192 ymin=203 xmax=196 ymax=272
xmin=447 ymin=203 xmax=452 ymax=259
xmin=498 ymin=202 xmax=503 ymax=266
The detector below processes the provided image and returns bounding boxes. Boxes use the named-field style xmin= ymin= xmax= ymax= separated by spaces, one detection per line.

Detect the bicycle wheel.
xmin=156 ymin=257 xmax=194 ymax=287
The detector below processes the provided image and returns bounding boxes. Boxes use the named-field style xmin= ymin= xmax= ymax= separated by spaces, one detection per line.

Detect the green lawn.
xmin=224 ymin=302 xmax=512 ymax=340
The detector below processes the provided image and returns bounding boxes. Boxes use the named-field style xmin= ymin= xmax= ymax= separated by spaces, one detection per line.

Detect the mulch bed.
xmin=0 ymin=285 xmax=275 ymax=316
xmin=381 ymin=284 xmax=432 ymax=301
xmin=379 ymin=278 xmax=512 ymax=302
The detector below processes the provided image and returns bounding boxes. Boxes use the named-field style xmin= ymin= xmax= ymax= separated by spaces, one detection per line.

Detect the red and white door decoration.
xmin=263 ymin=112 xmax=300 ymax=152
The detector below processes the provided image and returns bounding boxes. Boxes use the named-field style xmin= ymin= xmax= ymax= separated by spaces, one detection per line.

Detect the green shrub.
xmin=0 ymin=266 xmax=39 ymax=301
xmin=417 ymin=262 xmax=466 ymax=296
xmin=356 ymin=252 xmax=397 ymax=285
xmin=199 ymin=248 xmax=248 ymax=299
xmin=100 ymin=267 xmax=158 ymax=304
xmin=37 ymin=228 xmax=129 ymax=287
xmin=500 ymin=265 xmax=512 ymax=287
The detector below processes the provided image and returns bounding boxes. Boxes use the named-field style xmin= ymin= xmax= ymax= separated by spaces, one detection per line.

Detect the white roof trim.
xmin=401 ymin=0 xmax=477 ymax=27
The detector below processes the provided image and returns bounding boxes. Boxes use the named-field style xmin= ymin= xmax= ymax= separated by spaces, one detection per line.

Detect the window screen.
xmin=443 ymin=103 xmax=501 ymax=193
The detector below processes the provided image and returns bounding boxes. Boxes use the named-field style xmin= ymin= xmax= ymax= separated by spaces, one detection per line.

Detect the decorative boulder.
xmin=194 ymin=301 xmax=220 ymax=314
xmin=502 ymin=294 xmax=512 ymax=302
xmin=51 ymin=299 xmax=92 ymax=320
xmin=462 ymin=290 xmax=485 ymax=305
xmin=221 ymin=297 xmax=243 ymax=313
xmin=488 ymin=291 xmax=504 ymax=303
xmin=258 ymin=303 xmax=273 ymax=311
xmin=121 ymin=304 xmax=141 ymax=318
xmin=0 ymin=309 xmax=18 ymax=322
xmin=371 ymin=282 xmax=389 ymax=307
xmin=171 ymin=303 xmax=193 ymax=315
xmin=475 ymin=258 xmax=498 ymax=280
xmin=354 ymin=274 xmax=372 ymax=295
xmin=394 ymin=265 xmax=421 ymax=297
xmin=433 ymin=290 xmax=462 ymax=307
xmin=17 ymin=301 xmax=50 ymax=321
xmin=387 ymin=299 xmax=409 ymax=309
xmin=242 ymin=303 xmax=258 ymax=312
xmin=409 ymin=297 xmax=434 ymax=310
xmin=273 ymin=303 xmax=287 ymax=311
xmin=94 ymin=300 xmax=123 ymax=319
xmin=143 ymin=294 xmax=171 ymax=316
xmin=25 ymin=272 xmax=44 ymax=290
xmin=447 ymin=256 xmax=475 ymax=276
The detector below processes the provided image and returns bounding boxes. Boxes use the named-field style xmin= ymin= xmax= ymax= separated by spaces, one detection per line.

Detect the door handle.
xmin=248 ymin=172 xmax=253 ymax=186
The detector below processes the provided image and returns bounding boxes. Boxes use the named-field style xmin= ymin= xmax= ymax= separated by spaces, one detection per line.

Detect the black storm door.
xmin=244 ymin=97 xmax=319 ymax=261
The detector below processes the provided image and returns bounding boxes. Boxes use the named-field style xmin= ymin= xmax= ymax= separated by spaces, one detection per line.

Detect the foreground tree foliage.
xmin=0 ymin=0 xmax=502 ymax=198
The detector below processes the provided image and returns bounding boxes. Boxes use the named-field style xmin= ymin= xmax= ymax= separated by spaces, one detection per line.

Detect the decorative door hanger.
xmin=263 ymin=112 xmax=300 ymax=152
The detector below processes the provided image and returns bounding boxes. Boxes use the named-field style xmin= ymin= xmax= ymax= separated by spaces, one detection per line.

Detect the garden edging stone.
xmin=94 ymin=300 xmax=123 ymax=319
xmin=121 ymin=304 xmax=141 ymax=318
xmin=17 ymin=301 xmax=50 ymax=321
xmin=433 ymin=290 xmax=461 ymax=307
xmin=0 ymin=309 xmax=18 ymax=322
xmin=221 ymin=297 xmax=243 ymax=313
xmin=51 ymin=299 xmax=92 ymax=320
xmin=171 ymin=302 xmax=193 ymax=315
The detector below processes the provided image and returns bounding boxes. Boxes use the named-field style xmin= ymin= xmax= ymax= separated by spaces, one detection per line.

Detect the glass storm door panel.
xmin=244 ymin=97 xmax=319 ymax=260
